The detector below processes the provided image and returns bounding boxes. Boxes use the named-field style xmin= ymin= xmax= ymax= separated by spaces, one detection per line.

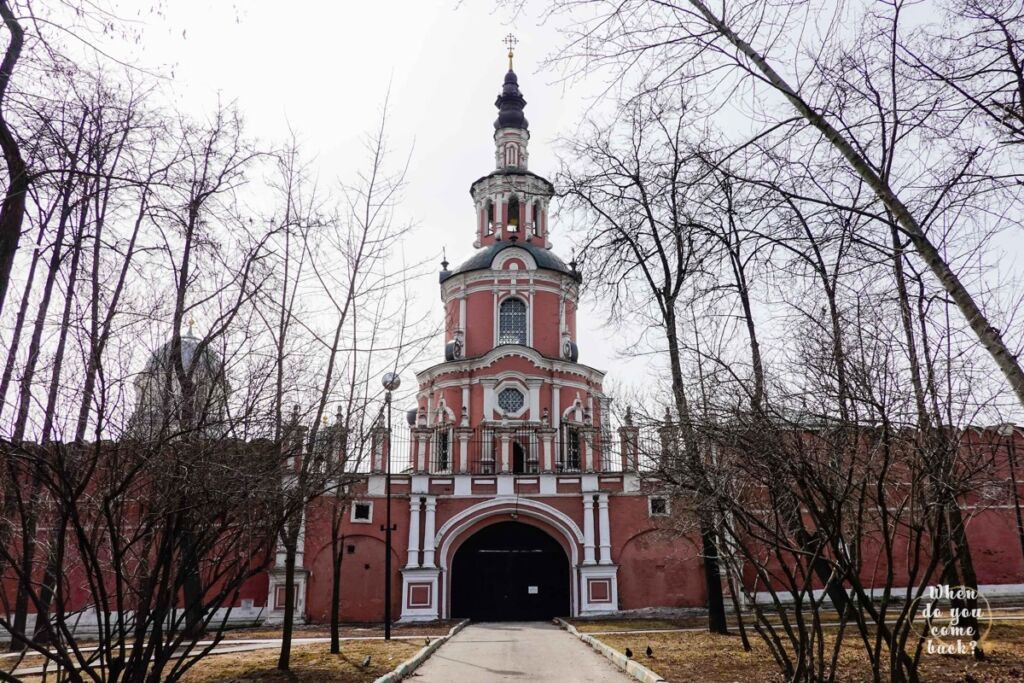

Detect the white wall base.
xmin=400 ymin=567 xmax=441 ymax=621
xmin=579 ymin=565 xmax=619 ymax=615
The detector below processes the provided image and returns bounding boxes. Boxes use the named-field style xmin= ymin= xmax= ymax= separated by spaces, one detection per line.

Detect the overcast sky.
xmin=107 ymin=0 xmax=652 ymax=398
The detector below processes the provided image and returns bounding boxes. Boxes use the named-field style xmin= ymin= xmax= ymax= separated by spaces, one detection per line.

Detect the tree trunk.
xmin=330 ymin=531 xmax=345 ymax=654
xmin=665 ymin=304 xmax=728 ymax=633
xmin=277 ymin=535 xmax=298 ymax=671
xmin=0 ymin=0 xmax=25 ymax=317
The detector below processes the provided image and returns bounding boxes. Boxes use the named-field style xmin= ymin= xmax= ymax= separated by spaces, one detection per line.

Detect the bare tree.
xmin=539 ymin=0 xmax=1024 ymax=412
xmin=557 ymin=91 xmax=729 ymax=633
xmin=272 ymin=98 xmax=424 ymax=670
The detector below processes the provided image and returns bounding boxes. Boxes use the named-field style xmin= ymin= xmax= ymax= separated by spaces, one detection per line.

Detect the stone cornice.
xmin=415 ymin=345 xmax=606 ymax=386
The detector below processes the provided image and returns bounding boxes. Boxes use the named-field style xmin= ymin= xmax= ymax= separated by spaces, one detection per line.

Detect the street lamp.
xmin=381 ymin=372 xmax=401 ymax=640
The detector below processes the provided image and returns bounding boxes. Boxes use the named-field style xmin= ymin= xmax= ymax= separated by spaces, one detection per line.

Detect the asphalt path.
xmin=410 ymin=622 xmax=633 ymax=682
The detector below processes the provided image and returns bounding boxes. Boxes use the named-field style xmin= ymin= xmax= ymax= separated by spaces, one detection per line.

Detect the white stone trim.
xmin=492 ymin=246 xmax=538 ymax=271
xmin=648 ymin=495 xmax=671 ymax=517
xmin=493 ymin=378 xmax=529 ymax=419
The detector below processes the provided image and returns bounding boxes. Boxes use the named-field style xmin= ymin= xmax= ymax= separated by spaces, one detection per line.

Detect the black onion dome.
xmin=494 ymin=69 xmax=528 ymax=130
xmin=442 ymin=241 xmax=579 ymax=283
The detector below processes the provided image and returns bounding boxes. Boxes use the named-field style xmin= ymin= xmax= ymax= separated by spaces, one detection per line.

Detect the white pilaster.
xmin=527 ymin=379 xmax=542 ymax=419
xmin=582 ymin=494 xmax=596 ymax=565
xmin=416 ymin=433 xmax=428 ymax=472
xmin=458 ymin=432 xmax=470 ymax=472
xmin=423 ymin=496 xmax=437 ymax=568
xmin=500 ymin=433 xmax=511 ymax=473
xmin=598 ymin=492 xmax=612 ymax=565
xmin=406 ymin=496 xmax=422 ymax=568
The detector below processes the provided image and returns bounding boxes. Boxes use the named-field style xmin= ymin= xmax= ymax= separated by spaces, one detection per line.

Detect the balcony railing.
xmin=362 ymin=421 xmax=658 ymax=475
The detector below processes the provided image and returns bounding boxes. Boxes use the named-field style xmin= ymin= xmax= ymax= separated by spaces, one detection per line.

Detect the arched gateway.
xmin=451 ymin=522 xmax=569 ymax=621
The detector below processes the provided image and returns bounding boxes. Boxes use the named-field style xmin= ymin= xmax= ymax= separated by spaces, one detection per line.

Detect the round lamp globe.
xmin=382 ymin=372 xmax=402 ymax=391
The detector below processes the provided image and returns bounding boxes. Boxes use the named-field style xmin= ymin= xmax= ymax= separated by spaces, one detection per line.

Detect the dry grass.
xmin=12 ymin=641 xmax=423 ymax=683
xmin=179 ymin=641 xmax=420 ymax=682
xmin=584 ymin=620 xmax=1024 ymax=682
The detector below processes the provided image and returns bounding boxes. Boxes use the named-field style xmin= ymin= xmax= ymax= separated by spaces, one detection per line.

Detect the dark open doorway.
xmin=450 ymin=521 xmax=570 ymax=621
xmin=512 ymin=441 xmax=526 ymax=473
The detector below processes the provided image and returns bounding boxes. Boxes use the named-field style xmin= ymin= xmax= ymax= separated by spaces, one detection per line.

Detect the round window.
xmin=497 ymin=387 xmax=525 ymax=414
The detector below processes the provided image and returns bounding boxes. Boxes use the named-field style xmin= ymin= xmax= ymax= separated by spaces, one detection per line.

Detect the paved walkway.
xmin=411 ymin=622 xmax=632 ymax=682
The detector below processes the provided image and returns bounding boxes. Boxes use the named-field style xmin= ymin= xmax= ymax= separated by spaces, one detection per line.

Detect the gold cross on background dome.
xmin=504 ymin=33 xmax=518 ymax=70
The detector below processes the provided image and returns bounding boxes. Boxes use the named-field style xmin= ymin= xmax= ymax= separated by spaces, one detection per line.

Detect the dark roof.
xmin=441 ymin=240 xmax=580 ymax=283
xmin=494 ymin=69 xmax=528 ymax=130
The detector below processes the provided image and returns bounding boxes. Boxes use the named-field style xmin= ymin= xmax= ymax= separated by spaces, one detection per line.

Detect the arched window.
xmin=507 ymin=195 xmax=520 ymax=232
xmin=505 ymin=143 xmax=518 ymax=167
xmin=485 ymin=200 xmax=494 ymax=234
xmin=498 ymin=298 xmax=527 ymax=345
xmin=532 ymin=200 xmax=542 ymax=236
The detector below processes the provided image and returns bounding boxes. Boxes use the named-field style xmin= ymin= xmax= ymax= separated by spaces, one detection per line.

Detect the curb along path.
xmin=556 ymin=618 xmax=668 ymax=683
xmin=373 ymin=620 xmax=469 ymax=683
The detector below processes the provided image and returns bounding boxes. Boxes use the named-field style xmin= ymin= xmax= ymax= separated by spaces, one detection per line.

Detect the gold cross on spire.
xmin=504 ymin=33 xmax=518 ymax=70
xmin=187 ymin=316 xmax=195 ymax=335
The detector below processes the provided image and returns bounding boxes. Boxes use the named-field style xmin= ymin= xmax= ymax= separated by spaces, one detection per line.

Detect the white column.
xmin=527 ymin=290 xmax=534 ymax=346
xmin=500 ymin=433 xmax=511 ymax=473
xmin=423 ymin=496 xmax=438 ymax=567
xmin=458 ymin=432 xmax=470 ymax=473
xmin=483 ymin=380 xmax=496 ymax=420
xmin=461 ymin=384 xmax=470 ymax=425
xmin=542 ymin=433 xmax=554 ymax=472
xmin=406 ymin=496 xmax=422 ymax=568
xmin=527 ymin=379 xmax=541 ymax=419
xmin=493 ymin=290 xmax=499 ymax=346
xmin=552 ymin=384 xmax=561 ymax=426
xmin=582 ymin=494 xmax=596 ymax=565
xmin=416 ymin=434 xmax=428 ymax=472
xmin=598 ymin=493 xmax=612 ymax=565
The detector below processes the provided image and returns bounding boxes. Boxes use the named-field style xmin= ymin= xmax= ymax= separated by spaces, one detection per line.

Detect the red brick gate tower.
xmin=387 ymin=50 xmax=636 ymax=622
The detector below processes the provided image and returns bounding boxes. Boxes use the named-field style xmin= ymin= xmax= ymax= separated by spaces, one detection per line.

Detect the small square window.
xmin=649 ymin=497 xmax=670 ymax=517
xmin=346 ymin=544 xmax=356 ymax=555
xmin=351 ymin=501 xmax=373 ymax=524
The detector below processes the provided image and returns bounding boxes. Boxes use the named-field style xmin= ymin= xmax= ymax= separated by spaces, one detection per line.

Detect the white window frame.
xmin=493 ymin=379 xmax=529 ymax=419
xmin=497 ymin=296 xmax=528 ymax=346
xmin=350 ymin=500 xmax=374 ymax=524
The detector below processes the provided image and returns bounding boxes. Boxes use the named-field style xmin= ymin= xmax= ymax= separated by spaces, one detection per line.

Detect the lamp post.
xmin=381 ymin=371 xmax=401 ymax=640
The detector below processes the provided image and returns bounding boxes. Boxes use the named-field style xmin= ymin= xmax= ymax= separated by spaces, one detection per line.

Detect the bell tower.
xmin=494 ymin=34 xmax=529 ymax=172
xmin=395 ymin=39 xmax=624 ymax=623
xmin=472 ymin=35 xmax=552 ymax=250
